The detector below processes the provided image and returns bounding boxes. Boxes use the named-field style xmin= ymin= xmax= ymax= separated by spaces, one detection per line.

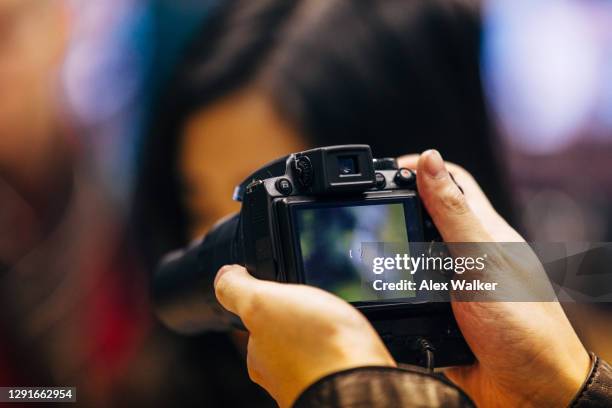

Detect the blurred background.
xmin=0 ymin=0 xmax=610 ymax=406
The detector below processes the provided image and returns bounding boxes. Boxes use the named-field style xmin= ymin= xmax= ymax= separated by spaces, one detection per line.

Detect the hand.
xmin=214 ymin=265 xmax=395 ymax=408
xmin=398 ymin=150 xmax=590 ymax=408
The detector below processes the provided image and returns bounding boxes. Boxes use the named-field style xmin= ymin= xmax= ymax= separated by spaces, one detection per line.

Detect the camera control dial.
xmin=394 ymin=168 xmax=416 ymax=188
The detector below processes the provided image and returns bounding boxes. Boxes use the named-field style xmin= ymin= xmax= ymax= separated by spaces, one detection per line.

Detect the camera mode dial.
xmin=293 ymin=155 xmax=313 ymax=187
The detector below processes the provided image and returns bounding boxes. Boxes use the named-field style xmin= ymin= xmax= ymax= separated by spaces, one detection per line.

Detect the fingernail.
xmin=422 ymin=150 xmax=446 ymax=179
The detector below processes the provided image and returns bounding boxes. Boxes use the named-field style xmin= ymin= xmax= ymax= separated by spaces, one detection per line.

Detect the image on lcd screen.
xmin=295 ymin=202 xmax=416 ymax=302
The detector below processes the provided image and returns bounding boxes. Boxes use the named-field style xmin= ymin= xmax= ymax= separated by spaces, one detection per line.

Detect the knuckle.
xmin=440 ymin=184 xmax=469 ymax=215
xmin=335 ymin=305 xmax=370 ymax=332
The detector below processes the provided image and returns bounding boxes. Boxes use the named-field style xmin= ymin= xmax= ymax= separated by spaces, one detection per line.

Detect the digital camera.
xmin=153 ymin=145 xmax=473 ymax=367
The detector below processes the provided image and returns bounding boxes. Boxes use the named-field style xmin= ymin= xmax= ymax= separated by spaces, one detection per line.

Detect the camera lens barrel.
xmin=152 ymin=214 xmax=244 ymax=334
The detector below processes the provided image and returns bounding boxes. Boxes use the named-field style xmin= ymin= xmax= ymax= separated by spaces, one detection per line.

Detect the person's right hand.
xmin=398 ymin=150 xmax=591 ymax=408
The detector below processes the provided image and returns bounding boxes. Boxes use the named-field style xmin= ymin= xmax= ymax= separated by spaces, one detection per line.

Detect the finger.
xmin=214 ymin=265 xmax=343 ymax=325
xmin=399 ymin=154 xmax=494 ymax=214
xmin=417 ymin=150 xmax=492 ymax=242
xmin=397 ymin=154 xmax=420 ymax=169
xmin=214 ymin=264 xmax=262 ymax=317
xmin=401 ymin=152 xmax=522 ymax=242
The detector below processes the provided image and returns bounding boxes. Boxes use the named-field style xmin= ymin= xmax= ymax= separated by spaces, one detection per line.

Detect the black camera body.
xmin=154 ymin=145 xmax=473 ymax=367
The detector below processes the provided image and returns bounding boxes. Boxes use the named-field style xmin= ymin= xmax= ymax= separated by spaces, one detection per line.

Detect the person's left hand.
xmin=214 ymin=265 xmax=396 ymax=408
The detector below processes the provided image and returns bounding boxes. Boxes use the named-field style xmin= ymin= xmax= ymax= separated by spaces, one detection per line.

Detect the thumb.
xmin=214 ymin=264 xmax=263 ymax=318
xmin=417 ymin=150 xmax=491 ymax=242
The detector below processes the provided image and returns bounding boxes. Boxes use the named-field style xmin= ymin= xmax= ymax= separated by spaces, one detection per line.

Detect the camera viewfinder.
xmin=338 ymin=155 xmax=360 ymax=176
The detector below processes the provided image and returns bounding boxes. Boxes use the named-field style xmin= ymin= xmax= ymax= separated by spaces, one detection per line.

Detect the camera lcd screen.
xmin=293 ymin=199 xmax=420 ymax=303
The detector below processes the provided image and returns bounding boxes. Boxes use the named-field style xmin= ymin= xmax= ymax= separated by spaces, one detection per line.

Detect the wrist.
xmin=523 ymin=348 xmax=591 ymax=408
xmin=558 ymin=349 xmax=593 ymax=407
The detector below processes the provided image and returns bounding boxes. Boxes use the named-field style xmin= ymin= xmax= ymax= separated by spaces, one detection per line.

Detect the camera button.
xmin=394 ymin=168 xmax=416 ymax=187
xmin=275 ymin=178 xmax=293 ymax=195
xmin=375 ymin=172 xmax=386 ymax=189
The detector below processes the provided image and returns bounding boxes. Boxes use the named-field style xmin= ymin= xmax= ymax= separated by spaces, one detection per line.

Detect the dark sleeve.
xmin=293 ymin=366 xmax=474 ymax=408
xmin=570 ymin=353 xmax=612 ymax=408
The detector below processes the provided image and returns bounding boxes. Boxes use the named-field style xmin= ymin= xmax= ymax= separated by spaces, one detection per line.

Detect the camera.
xmin=153 ymin=145 xmax=473 ymax=367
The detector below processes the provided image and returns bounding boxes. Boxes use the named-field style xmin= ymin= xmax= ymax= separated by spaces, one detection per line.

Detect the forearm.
xmin=293 ymin=354 xmax=612 ymax=408
xmin=293 ymin=366 xmax=474 ymax=408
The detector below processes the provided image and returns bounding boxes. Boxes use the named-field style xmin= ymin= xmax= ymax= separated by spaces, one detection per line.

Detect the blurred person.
xmin=137 ymin=0 xmax=514 ymax=270
xmin=134 ymin=0 xmax=514 ymax=406
xmin=0 ymin=1 xmax=153 ymax=406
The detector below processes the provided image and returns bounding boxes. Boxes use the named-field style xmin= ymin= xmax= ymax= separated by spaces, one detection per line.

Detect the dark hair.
xmin=134 ymin=0 xmax=514 ymax=268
